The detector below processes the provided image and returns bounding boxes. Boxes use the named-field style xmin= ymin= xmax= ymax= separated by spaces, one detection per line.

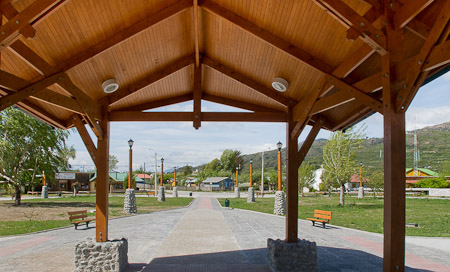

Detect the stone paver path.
xmin=0 ymin=196 xmax=449 ymax=271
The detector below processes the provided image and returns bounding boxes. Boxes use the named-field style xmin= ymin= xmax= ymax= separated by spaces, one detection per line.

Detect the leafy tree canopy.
xmin=298 ymin=162 xmax=315 ymax=196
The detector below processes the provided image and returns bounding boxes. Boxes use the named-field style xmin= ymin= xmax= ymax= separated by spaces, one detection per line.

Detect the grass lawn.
xmin=0 ymin=196 xmax=192 ymax=236
xmin=219 ymin=195 xmax=450 ymax=237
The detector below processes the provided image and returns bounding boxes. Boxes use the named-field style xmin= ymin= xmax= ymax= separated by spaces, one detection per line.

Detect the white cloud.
xmin=406 ymin=106 xmax=450 ymax=131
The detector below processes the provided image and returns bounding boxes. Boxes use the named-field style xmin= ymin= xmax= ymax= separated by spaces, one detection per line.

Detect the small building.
xmin=89 ymin=172 xmax=144 ymax=192
xmin=405 ymin=168 xmax=439 ymax=187
xmin=55 ymin=172 xmax=93 ymax=191
xmin=347 ymin=174 xmax=365 ymax=191
xmin=201 ymin=177 xmax=233 ymax=191
xmin=136 ymin=174 xmax=153 ymax=190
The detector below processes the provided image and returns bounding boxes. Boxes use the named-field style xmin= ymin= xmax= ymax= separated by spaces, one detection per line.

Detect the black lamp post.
xmin=160 ymin=158 xmax=164 ymax=186
xmin=128 ymin=139 xmax=134 ymax=189
xmin=277 ymin=141 xmax=282 ymax=191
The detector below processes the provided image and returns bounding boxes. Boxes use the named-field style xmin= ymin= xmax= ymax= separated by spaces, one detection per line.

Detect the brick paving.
xmin=0 ymin=196 xmax=448 ymax=271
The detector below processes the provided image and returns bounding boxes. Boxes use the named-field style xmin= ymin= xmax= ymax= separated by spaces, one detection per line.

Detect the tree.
xmin=0 ymin=108 xmax=75 ymax=205
xmin=109 ymin=155 xmax=118 ymax=172
xmin=322 ymin=127 xmax=365 ymax=205
xmin=366 ymin=169 xmax=384 ymax=197
xmin=415 ymin=177 xmax=449 ymax=188
xmin=123 ymin=175 xmax=136 ymax=189
xmin=183 ymin=165 xmax=193 ymax=176
xmin=298 ymin=163 xmax=315 ymax=197
xmin=220 ymin=149 xmax=243 ymax=172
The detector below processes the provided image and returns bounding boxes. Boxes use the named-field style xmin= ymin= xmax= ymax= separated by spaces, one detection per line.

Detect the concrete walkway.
xmin=0 ymin=197 xmax=449 ymax=271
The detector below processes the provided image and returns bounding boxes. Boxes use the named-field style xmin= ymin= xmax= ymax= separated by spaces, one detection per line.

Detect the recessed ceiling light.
xmin=102 ymin=79 xmax=119 ymax=93
xmin=272 ymin=77 xmax=289 ymax=92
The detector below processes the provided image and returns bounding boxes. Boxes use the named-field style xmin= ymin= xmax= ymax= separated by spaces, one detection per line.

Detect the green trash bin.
xmin=225 ymin=198 xmax=230 ymax=208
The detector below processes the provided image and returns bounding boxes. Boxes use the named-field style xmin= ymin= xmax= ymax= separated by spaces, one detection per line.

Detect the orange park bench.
xmin=307 ymin=209 xmax=332 ymax=228
xmin=146 ymin=191 xmax=156 ymax=197
xmin=68 ymin=210 xmax=94 ymax=230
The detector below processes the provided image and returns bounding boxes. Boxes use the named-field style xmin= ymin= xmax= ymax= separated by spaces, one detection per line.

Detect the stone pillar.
xmin=234 ymin=187 xmax=240 ymax=198
xmin=274 ymin=191 xmax=285 ymax=215
xmin=123 ymin=189 xmax=137 ymax=214
xmin=75 ymin=237 xmax=128 ymax=272
xmin=247 ymin=187 xmax=255 ymax=203
xmin=41 ymin=185 xmax=48 ymax=199
xmin=358 ymin=186 xmax=364 ymax=199
xmin=158 ymin=187 xmax=165 ymax=202
xmin=267 ymin=238 xmax=318 ymax=272
xmin=74 ymin=187 xmax=78 ymax=197
xmin=173 ymin=186 xmax=178 ymax=197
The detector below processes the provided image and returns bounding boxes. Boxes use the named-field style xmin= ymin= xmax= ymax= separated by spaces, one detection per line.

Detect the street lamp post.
xmin=274 ymin=141 xmax=285 ymax=215
xmin=235 ymin=166 xmax=240 ymax=198
xmin=277 ymin=141 xmax=282 ymax=191
xmin=250 ymin=159 xmax=253 ymax=187
xmin=158 ymin=158 xmax=166 ymax=202
xmin=128 ymin=139 xmax=134 ymax=189
xmin=248 ymin=159 xmax=255 ymax=203
xmin=174 ymin=166 xmax=177 ymax=187
xmin=160 ymin=158 xmax=164 ymax=186
xmin=358 ymin=162 xmax=364 ymax=199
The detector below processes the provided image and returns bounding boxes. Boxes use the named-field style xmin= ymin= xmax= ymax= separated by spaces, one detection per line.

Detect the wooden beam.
xmin=332 ymin=45 xmax=375 ymax=78
xmin=311 ymin=91 xmax=354 ymax=115
xmin=55 ymin=0 xmax=192 ymax=72
xmin=193 ymin=0 xmax=200 ymax=67
xmin=200 ymin=0 xmax=335 ymax=74
xmin=72 ymin=114 xmax=98 ymax=167
xmin=193 ymin=65 xmax=201 ymax=129
xmin=110 ymin=111 xmax=287 ymax=122
xmin=108 ymin=55 xmax=195 ymax=105
xmin=0 ymin=3 xmax=36 ymax=39
xmin=0 ymin=72 xmax=63 ymax=111
xmin=58 ymin=74 xmax=103 ymax=138
xmin=202 ymin=56 xmax=293 ymax=107
xmin=329 ymin=106 xmax=374 ymax=131
xmin=95 ymin=102 xmax=109 ymax=242
xmin=316 ymin=0 xmax=387 ymax=54
xmin=0 ymin=0 xmax=61 ymax=50
xmin=394 ymin=0 xmax=434 ymax=29
xmin=404 ymin=19 xmax=430 ymax=40
xmin=118 ymin=93 xmax=193 ymax=112
xmin=297 ymin=118 xmax=325 ymax=168
xmin=202 ymin=93 xmax=283 ymax=113
xmin=423 ymin=39 xmax=450 ymax=71
xmin=285 ymin=109 xmax=298 ymax=242
xmin=8 ymin=40 xmax=56 ymax=76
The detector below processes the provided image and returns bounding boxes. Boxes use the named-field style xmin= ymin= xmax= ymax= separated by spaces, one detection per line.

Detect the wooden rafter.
xmin=8 ymin=40 xmax=56 ymax=76
xmin=117 ymin=93 xmax=193 ymax=112
xmin=107 ymin=55 xmax=195 ymax=105
xmin=110 ymin=111 xmax=287 ymax=122
xmin=330 ymin=106 xmax=374 ymax=131
xmin=423 ymin=39 xmax=450 ymax=71
xmin=394 ymin=0 xmax=434 ymax=29
xmin=72 ymin=114 xmax=98 ymax=167
xmin=202 ymin=93 xmax=283 ymax=113
xmin=17 ymin=98 xmax=67 ymax=129
xmin=297 ymin=117 xmax=325 ymax=167
xmin=0 ymin=0 xmax=62 ymax=50
xmin=0 ymin=3 xmax=36 ymax=39
xmin=193 ymin=0 xmax=200 ymax=67
xmin=202 ymin=56 xmax=293 ymax=107
xmin=315 ymin=0 xmax=387 ymax=54
xmin=193 ymin=65 xmax=202 ymax=129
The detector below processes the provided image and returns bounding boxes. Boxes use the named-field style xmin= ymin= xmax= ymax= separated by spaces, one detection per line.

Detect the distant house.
xmin=55 ymin=172 xmax=93 ymax=191
xmin=89 ymin=172 xmax=143 ymax=192
xmin=201 ymin=177 xmax=233 ymax=191
xmin=136 ymin=174 xmax=153 ymax=190
xmin=347 ymin=174 xmax=365 ymax=191
xmin=405 ymin=167 xmax=439 ymax=187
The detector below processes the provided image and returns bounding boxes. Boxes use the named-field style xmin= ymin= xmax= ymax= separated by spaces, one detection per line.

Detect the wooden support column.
xmin=95 ymin=102 xmax=110 ymax=242
xmin=193 ymin=65 xmax=202 ymax=129
xmin=285 ymin=108 xmax=299 ymax=242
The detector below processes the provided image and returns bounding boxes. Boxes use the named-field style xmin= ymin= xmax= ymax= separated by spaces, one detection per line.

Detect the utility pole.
xmin=261 ymin=150 xmax=264 ymax=195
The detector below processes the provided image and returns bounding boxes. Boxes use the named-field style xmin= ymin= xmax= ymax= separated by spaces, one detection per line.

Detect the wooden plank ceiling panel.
xmin=109 ymin=66 xmax=192 ymax=111
xmin=14 ymin=0 xmax=181 ymax=67
xmin=1 ymin=44 xmax=42 ymax=81
xmin=27 ymin=96 xmax=73 ymax=121
xmin=202 ymin=11 xmax=325 ymax=102
xmin=202 ymin=66 xmax=286 ymax=112
xmin=65 ymin=11 xmax=193 ymax=102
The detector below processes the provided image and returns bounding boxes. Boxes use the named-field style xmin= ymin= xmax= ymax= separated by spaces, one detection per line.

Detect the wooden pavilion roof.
xmin=0 ymin=0 xmax=449 ymax=137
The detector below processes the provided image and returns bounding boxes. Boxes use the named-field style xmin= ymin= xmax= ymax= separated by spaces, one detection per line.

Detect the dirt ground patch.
xmin=0 ymin=202 xmax=95 ymax=221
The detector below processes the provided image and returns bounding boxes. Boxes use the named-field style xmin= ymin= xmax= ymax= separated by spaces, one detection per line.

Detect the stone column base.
xmin=158 ymin=187 xmax=166 ymax=202
xmin=173 ymin=186 xmax=178 ymax=197
xmin=41 ymin=186 xmax=48 ymax=199
xmin=267 ymin=238 xmax=318 ymax=272
xmin=358 ymin=186 xmax=364 ymax=199
xmin=123 ymin=189 xmax=137 ymax=214
xmin=274 ymin=191 xmax=285 ymax=215
xmin=75 ymin=237 xmax=128 ymax=272
xmin=247 ymin=187 xmax=255 ymax=203
xmin=234 ymin=187 xmax=240 ymax=198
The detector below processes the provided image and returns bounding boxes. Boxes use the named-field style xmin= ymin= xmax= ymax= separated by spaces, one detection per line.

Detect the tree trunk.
xmin=339 ymin=184 xmax=345 ymax=206
xmin=15 ymin=186 xmax=21 ymax=206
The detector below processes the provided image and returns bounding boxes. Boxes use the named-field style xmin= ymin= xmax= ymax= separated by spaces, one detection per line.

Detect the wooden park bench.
xmin=255 ymin=191 xmax=264 ymax=198
xmin=27 ymin=191 xmax=39 ymax=195
xmin=146 ymin=191 xmax=156 ymax=197
xmin=68 ymin=210 xmax=94 ymax=230
xmin=306 ymin=209 xmax=332 ymax=228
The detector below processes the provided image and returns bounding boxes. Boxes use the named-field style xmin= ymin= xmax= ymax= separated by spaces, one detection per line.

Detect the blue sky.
xmin=67 ymin=71 xmax=450 ymax=172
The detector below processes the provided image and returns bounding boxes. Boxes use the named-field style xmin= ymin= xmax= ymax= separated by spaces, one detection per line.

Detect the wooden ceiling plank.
xmin=193 ymin=65 xmax=201 ymax=129
xmin=58 ymin=74 xmax=103 ymax=138
xmin=0 ymin=2 xmax=36 ymax=39
xmin=396 ymin=1 xmax=450 ymax=112
xmin=330 ymin=106 xmax=373 ymax=131
xmin=394 ymin=0 xmax=434 ymax=29
xmin=118 ymin=93 xmax=193 ymax=112
xmin=405 ymin=18 xmax=431 ymax=40
xmin=71 ymin=114 xmax=98 ymax=167
xmin=193 ymin=0 xmax=200 ymax=67
xmin=423 ymin=38 xmax=450 ymax=71
xmin=55 ymin=0 xmax=192 ymax=72
xmin=0 ymin=0 xmax=61 ymax=50
xmin=8 ymin=40 xmax=56 ymax=76
xmin=108 ymin=55 xmax=195 ymax=105
xmin=311 ymin=91 xmax=354 ymax=115
xmin=17 ymin=99 xmax=67 ymax=129
xmin=202 ymin=56 xmax=292 ymax=107
xmin=316 ymin=0 xmax=387 ymax=54
xmin=0 ymin=72 xmax=63 ymax=111
xmin=332 ymin=45 xmax=375 ymax=78
xmin=202 ymin=93 xmax=283 ymax=113
xmin=200 ymin=0 xmax=335 ymax=74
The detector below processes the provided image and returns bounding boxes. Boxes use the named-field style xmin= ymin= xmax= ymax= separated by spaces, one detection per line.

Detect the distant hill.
xmin=192 ymin=122 xmax=450 ymax=174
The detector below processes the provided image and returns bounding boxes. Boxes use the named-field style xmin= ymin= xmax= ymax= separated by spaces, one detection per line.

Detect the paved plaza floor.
xmin=0 ymin=196 xmax=449 ymax=271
